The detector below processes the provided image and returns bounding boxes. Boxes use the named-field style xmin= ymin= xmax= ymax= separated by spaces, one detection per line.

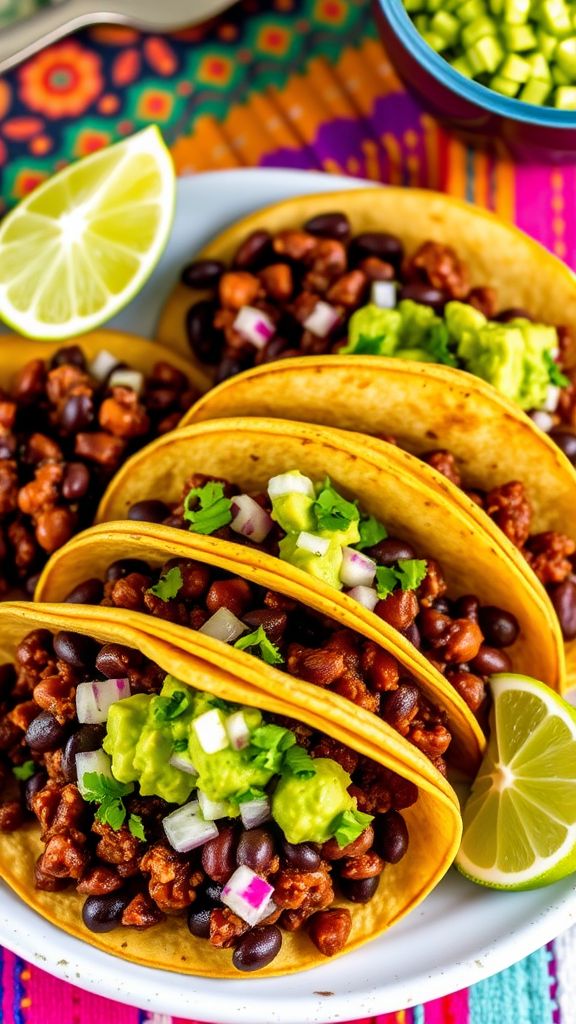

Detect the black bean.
xmin=64 ymin=578 xmax=104 ymax=605
xmin=402 ymin=622 xmax=421 ymax=649
xmin=374 ymin=809 xmax=409 ymax=863
xmin=233 ymin=229 xmax=273 ymax=271
xmin=25 ymin=771 xmax=47 ymax=811
xmin=339 ymin=875 xmax=380 ymax=903
xmin=380 ymin=683 xmax=419 ymax=725
xmin=106 ymin=558 xmax=153 ymax=582
xmin=185 ymin=299 xmax=225 ymax=365
xmin=25 ymin=712 xmax=67 ymax=752
xmin=478 ymin=606 xmax=519 ymax=648
xmin=202 ymin=825 xmax=238 ymax=882
xmin=95 ymin=642 xmax=143 ymax=678
xmin=232 ymin=925 xmax=282 ymax=972
xmin=549 ymin=579 xmax=576 ymax=640
xmin=215 ymin=355 xmax=246 ymax=384
xmin=60 ymin=393 xmax=94 ymax=433
xmin=432 ymin=596 xmax=452 ymax=615
xmin=398 ymin=283 xmax=445 ymax=311
xmin=304 ymin=212 xmax=350 ymax=241
xmin=257 ymin=336 xmax=291 ymax=364
xmin=495 ymin=307 xmax=533 ymax=323
xmin=280 ymin=839 xmax=321 ymax=870
xmin=187 ymin=905 xmax=212 ymax=938
xmin=469 ymin=646 xmax=512 ymax=675
xmin=51 ymin=345 xmax=87 ymax=370
xmin=0 ymin=664 xmax=16 ymax=700
xmin=82 ymin=892 xmax=131 ymax=933
xmin=181 ymin=259 xmax=225 ymax=290
xmin=62 ymin=462 xmax=91 ymax=501
xmin=242 ymin=609 xmax=287 ymax=645
xmin=454 ymin=595 xmax=480 ymax=621
xmin=54 ymin=630 xmax=98 ymax=670
xmin=62 ymin=725 xmax=106 ymax=783
xmin=203 ymin=881 xmax=224 ymax=904
xmin=127 ymin=500 xmax=171 ymax=524
xmin=25 ymin=573 xmax=41 ymax=597
xmin=0 ymin=435 xmax=16 ymax=459
xmin=368 ymin=537 xmax=417 ymax=565
xmin=349 ymin=232 xmax=404 ymax=272
xmin=550 ymin=429 xmax=576 ymax=465
xmin=145 ymin=387 xmax=179 ymax=413
xmin=236 ymin=828 xmax=276 ymax=874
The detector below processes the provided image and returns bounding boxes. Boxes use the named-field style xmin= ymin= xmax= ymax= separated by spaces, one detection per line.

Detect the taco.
xmin=91 ymin=418 xmax=564 ymax=748
xmin=181 ymin=356 xmax=576 ymax=680
xmin=36 ymin=520 xmax=485 ymax=775
xmin=0 ymin=601 xmax=460 ymax=977
xmin=156 ymin=190 xmax=576 ymax=452
xmin=0 ymin=330 xmax=197 ymax=597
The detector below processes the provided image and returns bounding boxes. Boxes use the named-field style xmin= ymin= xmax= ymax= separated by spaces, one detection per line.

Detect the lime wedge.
xmin=0 ymin=126 xmax=175 ymax=340
xmin=456 ymin=673 xmax=576 ymax=890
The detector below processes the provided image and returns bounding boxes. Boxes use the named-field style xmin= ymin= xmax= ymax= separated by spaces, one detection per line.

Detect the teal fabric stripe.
xmin=413 ymin=1006 xmax=425 ymax=1024
xmin=469 ymin=947 xmax=555 ymax=1024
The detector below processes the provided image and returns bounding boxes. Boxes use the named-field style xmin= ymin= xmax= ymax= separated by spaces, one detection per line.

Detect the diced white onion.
xmin=108 ymin=369 xmax=145 ymax=395
xmin=199 ymin=607 xmax=247 ymax=644
xmin=340 ymin=547 xmax=377 ymax=588
xmin=163 ymin=800 xmax=218 ymax=853
xmin=529 ymin=410 xmax=555 ymax=433
xmin=221 ymin=865 xmax=275 ymax=926
xmin=76 ymin=749 xmax=113 ymax=796
xmin=225 ymin=711 xmax=251 ymax=751
xmin=543 ymin=385 xmax=560 ymax=413
xmin=197 ymin=790 xmax=230 ymax=820
xmin=240 ymin=796 xmax=272 ymax=829
xmin=233 ymin=306 xmax=275 ymax=349
xmin=268 ymin=472 xmax=315 ymax=499
xmin=230 ymin=494 xmax=274 ymax=543
xmin=76 ymin=678 xmax=131 ymax=724
xmin=347 ymin=585 xmax=379 ymax=611
xmin=89 ymin=349 xmax=120 ymax=382
xmin=303 ymin=300 xmax=341 ymax=338
xmin=193 ymin=709 xmax=229 ymax=754
xmin=296 ymin=531 xmax=330 ymax=557
xmin=371 ymin=280 xmax=397 ymax=309
xmin=168 ymin=752 xmax=198 ymax=775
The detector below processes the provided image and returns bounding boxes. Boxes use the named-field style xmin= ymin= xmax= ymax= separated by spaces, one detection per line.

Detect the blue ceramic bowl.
xmin=375 ymin=0 xmax=576 ymax=162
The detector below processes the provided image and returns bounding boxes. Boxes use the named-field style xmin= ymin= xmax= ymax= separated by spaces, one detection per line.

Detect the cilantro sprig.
xmin=543 ymin=350 xmax=570 ymax=389
xmin=234 ymin=626 xmax=283 ymax=666
xmin=356 ymin=514 xmax=387 ymax=551
xmin=426 ymin=323 xmax=458 ymax=367
xmin=282 ymin=744 xmax=316 ymax=779
xmin=375 ymin=558 xmax=428 ymax=599
xmin=247 ymin=723 xmax=296 ymax=772
xmin=12 ymin=760 xmax=35 ymax=781
xmin=147 ymin=566 xmax=183 ymax=602
xmin=81 ymin=772 xmax=134 ymax=832
xmin=331 ymin=808 xmax=374 ymax=848
xmin=183 ymin=481 xmax=232 ymax=535
xmin=152 ymin=690 xmax=191 ymax=725
xmin=313 ymin=479 xmax=359 ymax=533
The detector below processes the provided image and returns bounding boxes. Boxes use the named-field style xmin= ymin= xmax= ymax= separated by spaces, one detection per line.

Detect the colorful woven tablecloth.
xmin=0 ymin=1 xmax=576 ymax=1021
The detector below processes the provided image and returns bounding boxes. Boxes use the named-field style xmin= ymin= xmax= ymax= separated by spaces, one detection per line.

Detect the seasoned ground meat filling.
xmin=0 ymin=627 xmax=416 ymax=971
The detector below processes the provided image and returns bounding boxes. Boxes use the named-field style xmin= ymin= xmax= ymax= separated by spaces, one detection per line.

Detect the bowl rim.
xmin=379 ymin=0 xmax=576 ymax=129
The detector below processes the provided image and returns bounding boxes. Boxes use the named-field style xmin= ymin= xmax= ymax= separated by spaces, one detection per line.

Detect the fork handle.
xmin=0 ymin=1 xmax=113 ymax=74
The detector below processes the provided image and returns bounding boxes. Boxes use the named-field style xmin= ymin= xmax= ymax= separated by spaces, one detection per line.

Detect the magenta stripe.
xmin=546 ymin=941 xmax=561 ymax=1024
xmin=514 ymin=166 xmax=556 ymax=258
xmin=421 ymin=989 xmax=470 ymax=1024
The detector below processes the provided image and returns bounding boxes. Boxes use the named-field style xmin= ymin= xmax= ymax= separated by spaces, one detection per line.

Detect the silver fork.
xmin=0 ymin=0 xmax=237 ymax=74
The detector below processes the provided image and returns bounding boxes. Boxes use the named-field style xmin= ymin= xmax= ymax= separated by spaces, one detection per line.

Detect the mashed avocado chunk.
xmin=278 ymin=533 xmax=344 ymax=590
xmin=344 ymin=298 xmax=562 ymax=411
xmin=272 ymin=758 xmax=355 ymax=844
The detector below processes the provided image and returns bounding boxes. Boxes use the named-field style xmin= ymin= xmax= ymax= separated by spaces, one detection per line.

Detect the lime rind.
xmin=0 ymin=126 xmax=175 ymax=340
xmin=456 ymin=673 xmax=576 ymax=890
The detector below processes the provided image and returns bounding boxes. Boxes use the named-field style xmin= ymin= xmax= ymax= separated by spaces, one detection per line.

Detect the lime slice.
xmin=456 ymin=673 xmax=576 ymax=890
xmin=0 ymin=126 xmax=175 ymax=340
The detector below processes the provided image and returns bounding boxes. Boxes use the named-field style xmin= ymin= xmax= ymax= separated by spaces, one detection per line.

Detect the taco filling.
xmin=126 ymin=471 xmax=519 ymax=719
xmin=0 ymin=626 xmax=416 ymax=972
xmin=179 ymin=212 xmax=575 ymax=451
xmin=65 ymin=555 xmax=458 ymax=775
xmin=0 ymin=345 xmax=195 ymax=596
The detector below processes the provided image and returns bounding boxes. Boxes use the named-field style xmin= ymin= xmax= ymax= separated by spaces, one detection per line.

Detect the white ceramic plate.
xmin=2 ymin=169 xmax=576 ymax=1022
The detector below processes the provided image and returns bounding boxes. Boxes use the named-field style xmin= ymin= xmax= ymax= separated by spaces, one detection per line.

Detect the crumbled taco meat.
xmin=0 ymin=347 xmax=196 ymax=596
xmin=0 ymin=626 xmax=415 ymax=972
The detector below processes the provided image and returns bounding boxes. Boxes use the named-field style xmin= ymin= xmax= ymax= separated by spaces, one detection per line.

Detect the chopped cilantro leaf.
xmin=82 ymin=772 xmax=134 ymax=832
xmin=426 ymin=323 xmax=457 ymax=368
xmin=356 ymin=514 xmax=387 ymax=551
xmin=282 ymin=745 xmax=316 ymax=779
xmin=173 ymin=738 xmax=188 ymax=753
xmin=12 ymin=760 xmax=35 ymax=781
xmin=314 ymin=479 xmax=359 ymax=533
xmin=128 ymin=814 xmax=146 ymax=841
xmin=375 ymin=566 xmax=399 ymax=599
xmin=248 ymin=723 xmax=295 ymax=771
xmin=147 ymin=566 xmax=183 ymax=601
xmin=96 ymin=799 xmax=126 ymax=831
xmin=544 ymin=350 xmax=570 ymax=389
xmin=234 ymin=626 xmax=284 ymax=666
xmin=235 ymin=787 xmax=267 ymax=804
xmin=395 ymin=558 xmax=428 ymax=591
xmin=342 ymin=333 xmax=384 ymax=356
xmin=331 ymin=808 xmax=374 ymax=848
xmin=183 ymin=481 xmax=232 ymax=535
xmin=151 ymin=690 xmax=190 ymax=725
xmin=207 ymin=695 xmax=234 ymax=712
